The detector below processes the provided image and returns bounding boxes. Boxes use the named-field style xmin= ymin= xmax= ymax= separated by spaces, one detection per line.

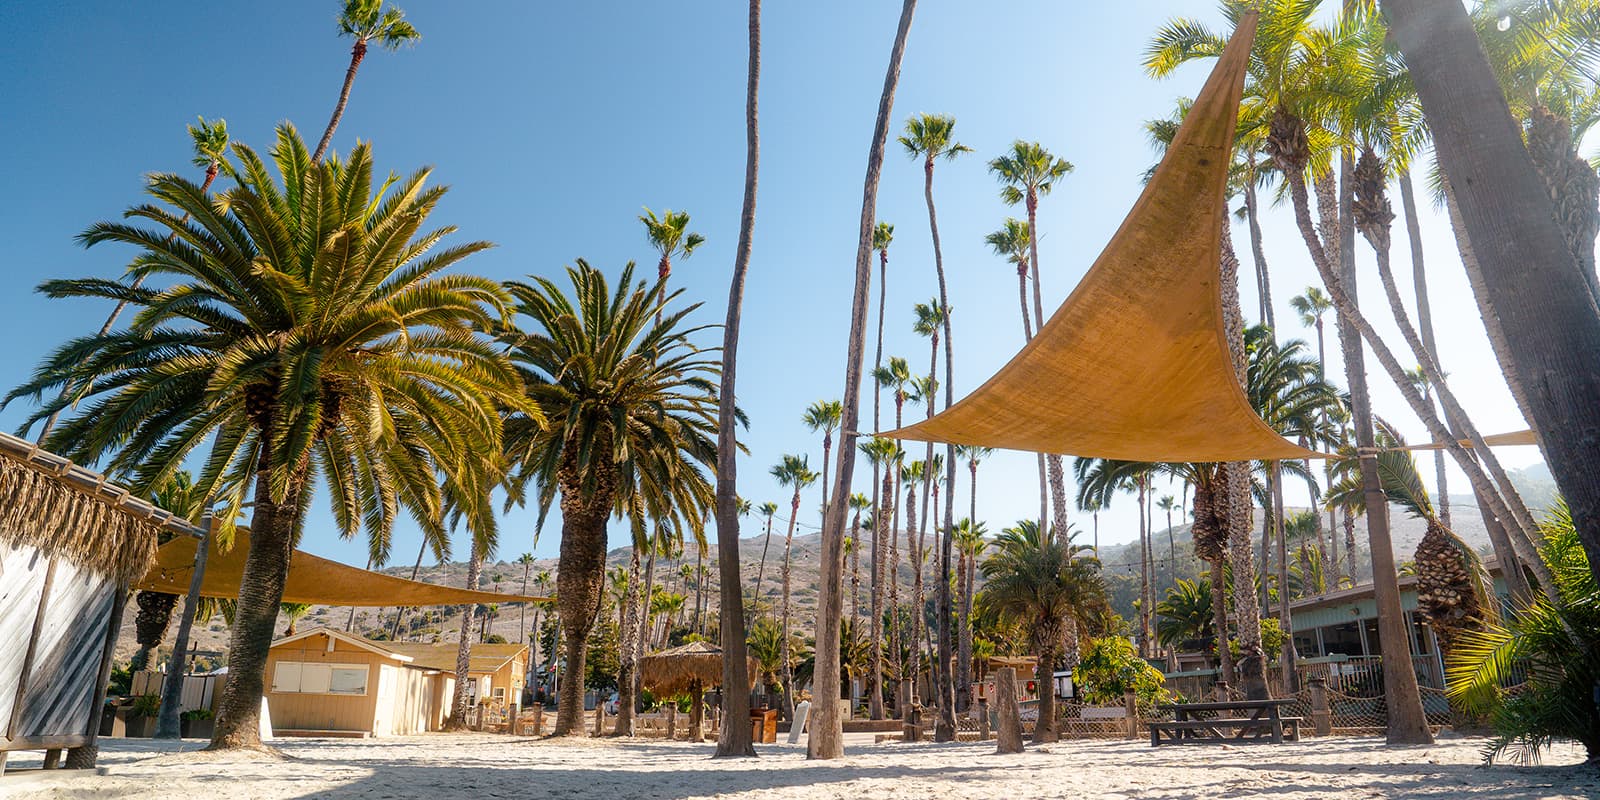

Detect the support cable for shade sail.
xmin=136 ymin=528 xmax=549 ymax=607
xmin=885 ymin=13 xmax=1312 ymax=463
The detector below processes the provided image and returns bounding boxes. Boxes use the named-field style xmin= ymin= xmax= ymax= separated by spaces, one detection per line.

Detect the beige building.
xmin=264 ymin=628 xmax=526 ymax=737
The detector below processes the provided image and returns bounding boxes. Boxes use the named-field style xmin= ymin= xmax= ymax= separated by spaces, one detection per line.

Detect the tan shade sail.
xmin=886 ymin=14 xmax=1310 ymax=463
xmin=136 ymin=529 xmax=548 ymax=607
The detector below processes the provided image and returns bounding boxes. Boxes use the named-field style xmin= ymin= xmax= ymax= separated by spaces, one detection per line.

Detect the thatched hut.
xmin=0 ymin=430 xmax=202 ymax=773
xmin=639 ymin=642 xmax=755 ymax=741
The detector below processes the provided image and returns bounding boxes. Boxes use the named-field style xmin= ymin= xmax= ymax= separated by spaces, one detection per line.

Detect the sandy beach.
xmin=1 ymin=733 xmax=1593 ymax=800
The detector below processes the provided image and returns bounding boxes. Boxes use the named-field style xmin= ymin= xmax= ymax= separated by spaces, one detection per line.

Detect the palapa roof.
xmin=0 ymin=430 xmax=203 ymax=584
xmin=137 ymin=528 xmax=550 ymax=607
xmin=885 ymin=14 xmax=1306 ymax=463
xmin=639 ymin=641 xmax=756 ymax=697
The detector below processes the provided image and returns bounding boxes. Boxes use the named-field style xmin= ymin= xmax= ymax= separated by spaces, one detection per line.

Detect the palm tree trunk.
xmin=207 ymin=456 xmax=308 ymax=749
xmin=1387 ymin=0 xmax=1600 ymax=587
xmin=1220 ymin=215 xmax=1265 ymax=701
xmin=810 ymin=0 xmax=917 ymax=759
xmin=919 ymin=150 xmax=960 ymax=742
xmin=850 ymin=507 xmax=862 ymax=622
xmin=1280 ymin=146 xmax=1432 ymax=742
xmin=957 ymin=460 xmax=978 ymax=714
xmin=311 ymin=39 xmax=368 ymax=164
xmin=631 ymin=548 xmax=658 ymax=715
xmin=1138 ymin=477 xmax=1150 ymax=658
xmin=1032 ymin=639 xmax=1058 ymax=744
xmin=1397 ymin=170 xmax=1451 ymax=530
xmin=780 ymin=494 xmax=799 ymax=719
xmin=712 ymin=0 xmax=762 ymax=751
xmin=552 ymin=447 xmax=617 ymax=736
xmin=754 ymin=516 xmax=774 ymax=604
xmin=445 ymin=543 xmax=485 ymax=730
xmin=1243 ymin=161 xmax=1274 ymax=329
xmin=870 ymin=466 xmax=893 ymax=719
xmin=613 ymin=547 xmax=643 ymax=736
xmin=903 ymin=479 xmax=920 ymax=715
xmin=1272 ymin=461 xmax=1298 ymax=692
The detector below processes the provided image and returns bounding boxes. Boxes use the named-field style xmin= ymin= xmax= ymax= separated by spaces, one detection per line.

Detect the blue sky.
xmin=0 ymin=1 xmax=1538 ymax=572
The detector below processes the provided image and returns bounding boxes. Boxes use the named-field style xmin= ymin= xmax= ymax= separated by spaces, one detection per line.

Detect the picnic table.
xmin=1148 ymin=699 xmax=1301 ymax=746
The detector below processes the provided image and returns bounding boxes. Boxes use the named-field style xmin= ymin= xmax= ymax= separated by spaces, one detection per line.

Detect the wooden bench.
xmin=1149 ymin=700 xmax=1300 ymax=746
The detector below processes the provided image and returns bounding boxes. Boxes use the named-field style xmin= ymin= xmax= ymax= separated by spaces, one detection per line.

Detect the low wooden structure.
xmin=0 ymin=431 xmax=203 ymax=774
xmin=264 ymin=629 xmax=526 ymax=737
xmin=639 ymin=642 xmax=753 ymax=742
xmin=1148 ymin=699 xmax=1301 ymax=746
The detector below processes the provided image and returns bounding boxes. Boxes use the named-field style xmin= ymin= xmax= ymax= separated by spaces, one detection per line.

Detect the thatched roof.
xmin=0 ymin=434 xmax=190 ymax=584
xmin=639 ymin=641 xmax=757 ymax=697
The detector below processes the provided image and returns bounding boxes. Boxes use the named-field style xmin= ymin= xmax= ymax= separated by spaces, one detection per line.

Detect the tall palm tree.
xmin=11 ymin=127 xmax=523 ymax=749
xmin=38 ymin=118 xmax=231 ymax=443
xmin=859 ymin=436 xmax=899 ymax=720
xmin=753 ymin=501 xmax=779 ymax=603
xmin=770 ymin=454 xmax=817 ymax=718
xmin=445 ymin=537 xmax=488 ymax=730
xmin=951 ymin=515 xmax=986 ymax=713
xmin=899 ymin=112 xmax=969 ymax=740
xmin=954 ymin=443 xmax=991 ymax=713
xmin=848 ymin=492 xmax=872 ymax=622
xmin=311 ymin=0 xmax=420 ymax=163
xmin=811 ymin=2 xmax=921 ymax=758
xmin=899 ymin=457 xmax=925 ymax=711
xmin=867 ymin=220 xmax=895 ymax=713
xmin=980 ymin=520 xmax=1105 ymax=744
xmin=640 ymin=207 xmax=706 ymax=326
xmin=1288 ymin=288 xmax=1333 ymax=371
xmin=989 ymin=140 xmax=1074 ymax=539
xmin=1157 ymin=495 xmax=1178 ymax=577
xmin=500 ymin=261 xmax=718 ymax=736
xmin=709 ymin=0 xmax=762 ymax=756
xmin=803 ymin=399 xmax=844 ymax=520
xmin=517 ymin=553 xmax=535 ymax=644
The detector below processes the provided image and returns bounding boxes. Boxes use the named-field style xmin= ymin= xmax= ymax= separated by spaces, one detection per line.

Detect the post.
xmin=1309 ymin=676 xmax=1331 ymax=737
xmin=977 ymin=697 xmax=990 ymax=741
xmin=531 ymin=703 xmax=543 ymax=736
xmin=157 ymin=519 xmax=211 ymax=740
xmin=1123 ymin=690 xmax=1139 ymax=740
xmin=592 ymin=703 xmax=604 ymax=736
xmin=666 ymin=703 xmax=677 ymax=740
xmin=994 ymin=667 xmax=1023 ymax=754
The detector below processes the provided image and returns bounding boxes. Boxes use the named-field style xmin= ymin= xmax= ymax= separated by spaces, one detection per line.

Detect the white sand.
xmin=1 ymin=733 xmax=1594 ymax=799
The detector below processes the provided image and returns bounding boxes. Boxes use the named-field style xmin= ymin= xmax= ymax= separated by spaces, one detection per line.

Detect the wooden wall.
xmin=0 ymin=542 xmax=117 ymax=750
xmin=264 ymin=636 xmax=387 ymax=733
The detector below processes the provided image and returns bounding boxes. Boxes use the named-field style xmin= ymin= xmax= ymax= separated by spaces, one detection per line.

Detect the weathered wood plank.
xmin=19 ymin=558 xmax=115 ymax=738
xmin=0 ymin=544 xmax=51 ymax=731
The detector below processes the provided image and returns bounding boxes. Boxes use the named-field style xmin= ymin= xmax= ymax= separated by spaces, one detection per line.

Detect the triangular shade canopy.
xmin=887 ymin=14 xmax=1310 ymax=463
xmin=136 ymin=529 xmax=548 ymax=607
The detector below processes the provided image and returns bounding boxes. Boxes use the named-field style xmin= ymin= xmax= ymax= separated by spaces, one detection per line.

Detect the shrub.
xmin=181 ymin=708 xmax=213 ymax=721
xmin=1072 ymin=636 xmax=1170 ymax=711
xmin=1448 ymin=502 xmax=1600 ymax=763
xmin=129 ymin=694 xmax=161 ymax=718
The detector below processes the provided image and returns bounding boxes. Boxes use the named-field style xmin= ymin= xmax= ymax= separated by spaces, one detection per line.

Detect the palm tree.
xmin=640 ymin=207 xmax=706 ymax=326
xmin=753 ymin=501 xmax=779 ymax=604
xmin=445 ymin=538 xmax=488 ymax=730
xmin=1154 ymin=578 xmax=1214 ymax=655
xmin=980 ymin=520 xmax=1105 ymax=744
xmin=1157 ymin=495 xmax=1178 ymax=578
xmin=809 ymin=0 xmax=919 ymax=761
xmin=12 ymin=127 xmax=522 ymax=749
xmin=899 ymin=111 xmax=970 ymax=739
xmin=770 ymin=454 xmax=817 ymax=718
xmin=516 ymin=553 xmax=535 ymax=644
xmin=311 ymin=0 xmax=420 ymax=163
xmin=848 ymin=492 xmax=872 ymax=622
xmin=867 ymin=220 xmax=895 ymax=716
xmin=129 ymin=471 xmax=209 ymax=673
xmin=952 ymin=515 xmax=987 ymax=713
xmin=708 ymin=0 xmax=763 ymax=757
xmin=989 ymin=140 xmax=1074 ymax=539
xmin=859 ymin=436 xmax=899 ymax=720
xmin=280 ymin=604 xmax=312 ymax=637
xmin=500 ymin=261 xmax=718 ymax=736
xmin=954 ymin=443 xmax=991 ymax=713
xmin=1288 ymin=288 xmax=1333 ymax=373
xmin=803 ymin=399 xmax=844 ymax=520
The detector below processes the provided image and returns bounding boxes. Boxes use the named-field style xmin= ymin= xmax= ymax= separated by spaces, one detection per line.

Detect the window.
xmin=271 ymin=661 xmax=369 ymax=696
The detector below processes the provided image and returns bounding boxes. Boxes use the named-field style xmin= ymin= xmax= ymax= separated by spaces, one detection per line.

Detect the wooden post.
xmin=977 ymin=697 xmax=990 ymax=740
xmin=531 ymin=704 xmax=543 ymax=736
xmin=1309 ymin=676 xmax=1331 ymax=736
xmin=1123 ymin=690 xmax=1139 ymax=740
xmin=157 ymin=520 xmax=211 ymax=740
xmin=666 ymin=703 xmax=678 ymax=740
xmin=994 ymin=668 xmax=1023 ymax=754
xmin=592 ymin=703 xmax=604 ymax=736
xmin=688 ymin=685 xmax=705 ymax=742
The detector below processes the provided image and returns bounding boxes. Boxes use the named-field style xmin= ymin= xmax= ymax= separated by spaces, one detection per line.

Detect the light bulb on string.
xmin=1498 ymin=15 xmax=1512 ymax=31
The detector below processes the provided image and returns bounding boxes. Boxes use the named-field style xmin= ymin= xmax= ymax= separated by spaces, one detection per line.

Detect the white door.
xmin=372 ymin=665 xmax=397 ymax=737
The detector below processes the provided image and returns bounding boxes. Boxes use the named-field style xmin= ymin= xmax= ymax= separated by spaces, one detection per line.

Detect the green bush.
xmin=129 ymin=694 xmax=161 ymax=718
xmin=1448 ymin=502 xmax=1600 ymax=763
xmin=181 ymin=708 xmax=213 ymax=721
xmin=1072 ymin=636 xmax=1171 ymax=711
